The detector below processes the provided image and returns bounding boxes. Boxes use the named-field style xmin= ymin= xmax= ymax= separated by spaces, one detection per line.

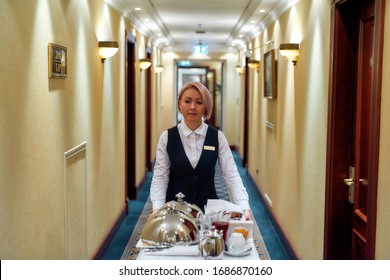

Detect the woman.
xmin=150 ymin=81 xmax=252 ymax=220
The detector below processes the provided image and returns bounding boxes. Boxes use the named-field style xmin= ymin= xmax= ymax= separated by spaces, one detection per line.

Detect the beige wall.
xmin=376 ymin=0 xmax=390 ymax=260
xmin=241 ymin=0 xmax=390 ymax=259
xmin=0 ymin=0 xmax=127 ymax=259
xmin=245 ymin=0 xmax=327 ymax=259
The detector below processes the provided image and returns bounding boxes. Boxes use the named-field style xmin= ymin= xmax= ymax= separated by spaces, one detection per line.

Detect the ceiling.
xmin=106 ymin=0 xmax=299 ymax=53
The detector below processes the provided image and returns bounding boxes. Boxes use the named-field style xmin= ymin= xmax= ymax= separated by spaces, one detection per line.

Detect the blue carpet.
xmin=101 ymin=151 xmax=290 ymax=260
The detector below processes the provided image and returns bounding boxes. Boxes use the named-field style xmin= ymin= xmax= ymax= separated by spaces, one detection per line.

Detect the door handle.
xmin=359 ymin=178 xmax=368 ymax=186
xmin=344 ymin=178 xmax=355 ymax=204
xmin=344 ymin=166 xmax=355 ymax=204
xmin=343 ymin=178 xmax=354 ymax=186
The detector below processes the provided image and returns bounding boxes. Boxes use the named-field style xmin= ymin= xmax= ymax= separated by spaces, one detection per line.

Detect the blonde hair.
xmin=178 ymin=82 xmax=213 ymax=120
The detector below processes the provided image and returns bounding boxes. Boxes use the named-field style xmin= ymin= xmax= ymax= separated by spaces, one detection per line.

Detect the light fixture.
xmin=247 ymin=59 xmax=260 ymax=71
xmin=98 ymin=41 xmax=119 ymax=63
xmin=235 ymin=65 xmax=245 ymax=75
xmin=139 ymin=58 xmax=152 ymax=70
xmin=154 ymin=65 xmax=164 ymax=73
xmin=279 ymin=43 xmax=300 ymax=65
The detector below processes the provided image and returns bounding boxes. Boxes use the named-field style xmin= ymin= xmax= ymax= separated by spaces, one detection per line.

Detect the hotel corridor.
xmin=1 ymin=0 xmax=389 ymax=261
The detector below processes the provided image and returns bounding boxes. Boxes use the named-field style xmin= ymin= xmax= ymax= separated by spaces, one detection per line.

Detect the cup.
xmin=227 ymin=232 xmax=246 ymax=255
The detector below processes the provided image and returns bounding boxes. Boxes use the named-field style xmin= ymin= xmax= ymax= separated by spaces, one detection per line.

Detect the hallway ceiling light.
xmin=139 ymin=58 xmax=152 ymax=70
xmin=195 ymin=24 xmax=206 ymax=34
xmin=98 ymin=41 xmax=119 ymax=63
xmin=154 ymin=65 xmax=164 ymax=73
xmin=247 ymin=59 xmax=260 ymax=71
xmin=279 ymin=43 xmax=300 ymax=65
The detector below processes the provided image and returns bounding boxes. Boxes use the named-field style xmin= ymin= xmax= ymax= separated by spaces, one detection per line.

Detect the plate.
xmin=223 ymin=247 xmax=252 ymax=257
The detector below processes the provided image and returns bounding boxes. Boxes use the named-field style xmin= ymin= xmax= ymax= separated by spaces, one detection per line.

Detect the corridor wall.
xmin=243 ymin=0 xmax=390 ymax=259
xmin=0 ymin=0 xmax=127 ymax=259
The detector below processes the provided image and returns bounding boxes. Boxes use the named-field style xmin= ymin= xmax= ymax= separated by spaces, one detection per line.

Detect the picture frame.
xmin=263 ymin=49 xmax=276 ymax=99
xmin=48 ymin=43 xmax=68 ymax=78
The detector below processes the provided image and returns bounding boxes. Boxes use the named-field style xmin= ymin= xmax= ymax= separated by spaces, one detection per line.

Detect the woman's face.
xmin=178 ymin=87 xmax=206 ymax=124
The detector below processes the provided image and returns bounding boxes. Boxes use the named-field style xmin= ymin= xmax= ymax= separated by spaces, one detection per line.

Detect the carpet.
xmin=121 ymin=163 xmax=271 ymax=260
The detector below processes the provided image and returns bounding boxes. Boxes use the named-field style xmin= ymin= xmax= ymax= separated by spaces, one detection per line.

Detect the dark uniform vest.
xmin=166 ymin=125 xmax=219 ymax=210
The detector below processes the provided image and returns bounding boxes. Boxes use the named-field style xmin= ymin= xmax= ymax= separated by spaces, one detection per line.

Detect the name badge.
xmin=204 ymin=145 xmax=215 ymax=151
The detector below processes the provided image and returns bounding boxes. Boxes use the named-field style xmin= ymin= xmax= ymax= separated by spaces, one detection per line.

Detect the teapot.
xmin=199 ymin=228 xmax=225 ymax=259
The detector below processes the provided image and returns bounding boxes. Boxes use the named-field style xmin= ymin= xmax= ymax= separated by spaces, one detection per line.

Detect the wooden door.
xmin=125 ymin=33 xmax=137 ymax=200
xmin=145 ymin=52 xmax=152 ymax=171
xmin=324 ymin=0 xmax=384 ymax=259
xmin=350 ymin=6 xmax=374 ymax=259
xmin=206 ymin=69 xmax=216 ymax=128
xmin=242 ymin=56 xmax=249 ymax=167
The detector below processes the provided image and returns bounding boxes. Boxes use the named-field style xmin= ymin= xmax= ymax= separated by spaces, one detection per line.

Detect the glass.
xmin=211 ymin=212 xmax=229 ymax=242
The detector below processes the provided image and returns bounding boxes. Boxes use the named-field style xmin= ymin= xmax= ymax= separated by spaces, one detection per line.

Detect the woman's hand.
xmin=149 ymin=209 xmax=159 ymax=218
xmin=244 ymin=209 xmax=252 ymax=220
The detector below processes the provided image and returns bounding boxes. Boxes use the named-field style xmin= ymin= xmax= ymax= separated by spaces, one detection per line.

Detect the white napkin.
xmin=142 ymin=245 xmax=199 ymax=256
xmin=137 ymin=240 xmax=199 ymax=256
xmin=205 ymin=199 xmax=243 ymax=214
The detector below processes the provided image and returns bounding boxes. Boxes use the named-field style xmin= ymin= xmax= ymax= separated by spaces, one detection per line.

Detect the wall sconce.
xmin=235 ymin=65 xmax=245 ymax=75
xmin=279 ymin=43 xmax=300 ymax=65
xmin=139 ymin=58 xmax=152 ymax=71
xmin=247 ymin=59 xmax=260 ymax=72
xmin=154 ymin=65 xmax=164 ymax=73
xmin=98 ymin=41 xmax=119 ymax=63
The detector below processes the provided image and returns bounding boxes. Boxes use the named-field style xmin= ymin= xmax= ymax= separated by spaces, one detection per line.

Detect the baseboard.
xmin=92 ymin=203 xmax=127 ymax=260
xmin=246 ymin=171 xmax=299 ymax=260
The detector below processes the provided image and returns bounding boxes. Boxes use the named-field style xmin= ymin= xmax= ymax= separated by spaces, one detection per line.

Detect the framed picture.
xmin=48 ymin=43 xmax=68 ymax=78
xmin=264 ymin=49 xmax=276 ymax=99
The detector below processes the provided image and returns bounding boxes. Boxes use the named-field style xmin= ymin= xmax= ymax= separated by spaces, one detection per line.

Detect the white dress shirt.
xmin=150 ymin=121 xmax=250 ymax=211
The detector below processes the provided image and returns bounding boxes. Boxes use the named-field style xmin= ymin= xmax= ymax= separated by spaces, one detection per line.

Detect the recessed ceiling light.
xmin=259 ymin=9 xmax=266 ymax=13
xmin=134 ymin=7 xmax=141 ymax=11
xmin=250 ymin=20 xmax=256 ymax=24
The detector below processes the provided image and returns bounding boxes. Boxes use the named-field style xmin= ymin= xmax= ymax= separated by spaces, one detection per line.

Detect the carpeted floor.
xmin=102 ymin=151 xmax=290 ymax=260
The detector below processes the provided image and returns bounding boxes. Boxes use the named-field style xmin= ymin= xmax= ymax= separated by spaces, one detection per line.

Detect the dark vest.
xmin=166 ymin=125 xmax=219 ymax=210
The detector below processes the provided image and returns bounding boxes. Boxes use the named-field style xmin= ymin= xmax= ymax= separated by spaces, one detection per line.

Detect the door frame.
xmin=324 ymin=0 xmax=385 ymax=259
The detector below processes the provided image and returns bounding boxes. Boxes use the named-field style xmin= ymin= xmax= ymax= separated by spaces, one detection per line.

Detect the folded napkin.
xmin=205 ymin=199 xmax=243 ymax=214
xmin=136 ymin=239 xmax=199 ymax=256
xmin=142 ymin=245 xmax=200 ymax=256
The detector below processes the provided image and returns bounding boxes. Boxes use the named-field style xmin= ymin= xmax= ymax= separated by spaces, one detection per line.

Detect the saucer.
xmin=223 ymin=247 xmax=252 ymax=257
